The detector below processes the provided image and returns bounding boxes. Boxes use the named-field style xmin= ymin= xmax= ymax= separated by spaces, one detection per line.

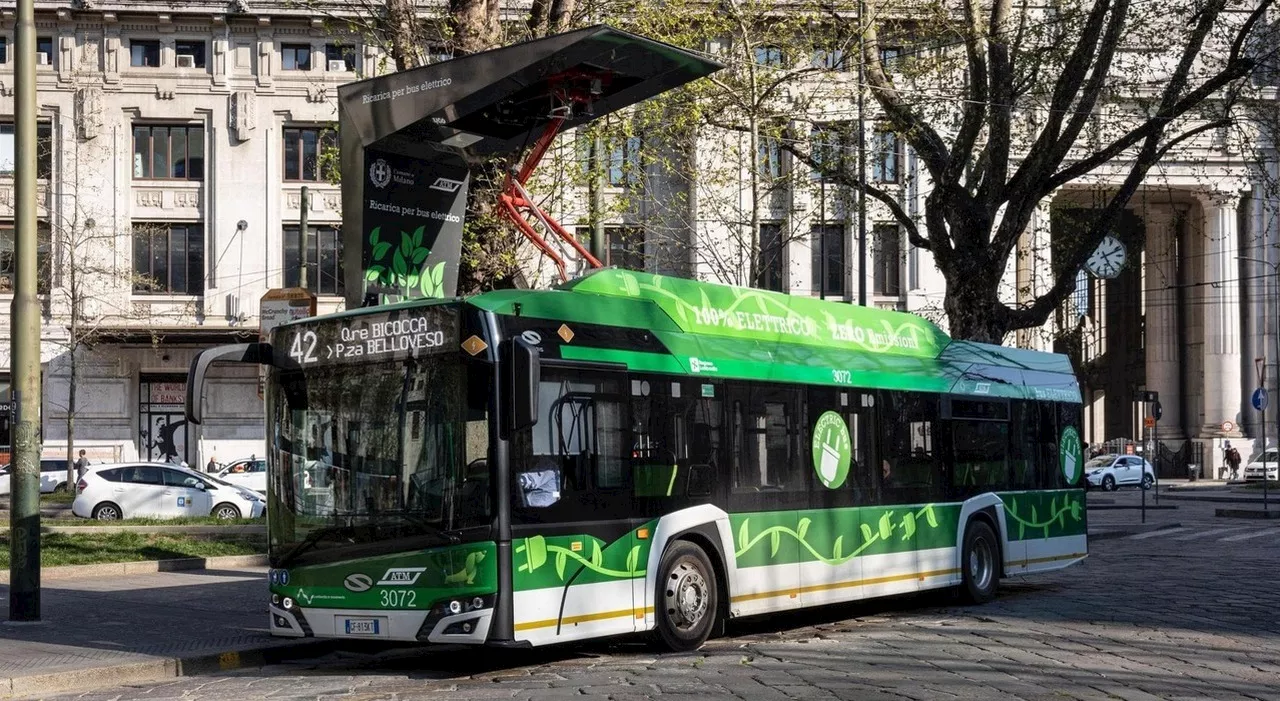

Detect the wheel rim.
xmin=96 ymin=506 xmax=119 ymax=520
xmin=968 ymin=534 xmax=994 ymax=592
xmin=1142 ymin=475 xmax=1153 ymax=488
xmin=664 ymin=559 xmax=710 ymax=631
xmin=216 ymin=506 xmax=238 ymax=520
xmin=1103 ymin=476 xmax=1115 ymax=491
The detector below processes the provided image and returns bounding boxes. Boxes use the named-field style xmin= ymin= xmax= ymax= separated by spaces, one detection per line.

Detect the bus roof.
xmin=468 ymin=269 xmax=1081 ymax=403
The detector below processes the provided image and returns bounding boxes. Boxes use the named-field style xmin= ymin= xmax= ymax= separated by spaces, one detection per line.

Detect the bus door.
xmin=724 ymin=382 xmax=806 ymax=615
xmin=802 ymin=388 xmax=875 ymax=609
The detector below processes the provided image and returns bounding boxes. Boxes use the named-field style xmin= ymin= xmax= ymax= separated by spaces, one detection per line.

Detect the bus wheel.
xmin=655 ymin=541 xmax=719 ymax=652
xmin=961 ymin=520 xmax=999 ymax=604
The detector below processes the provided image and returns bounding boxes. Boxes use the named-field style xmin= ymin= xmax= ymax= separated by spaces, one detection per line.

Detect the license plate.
xmin=343 ymin=617 xmax=381 ymax=635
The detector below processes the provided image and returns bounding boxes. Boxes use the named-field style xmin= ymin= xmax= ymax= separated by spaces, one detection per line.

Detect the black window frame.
xmin=810 ymin=224 xmax=845 ymax=298
xmin=754 ymin=45 xmax=784 ymax=67
xmin=0 ymin=121 xmax=53 ymax=180
xmin=757 ymin=135 xmax=783 ymax=180
xmin=324 ymin=43 xmax=356 ymax=71
xmin=131 ymin=124 xmax=205 ymax=180
xmin=281 ymin=43 xmax=312 ymax=71
xmin=132 ymin=222 xmax=205 ymax=295
xmin=36 ymin=36 xmax=52 ymax=65
xmin=282 ymin=126 xmax=338 ymax=182
xmin=0 ymin=37 xmax=8 ymax=65
xmin=283 ymin=224 xmax=345 ymax=296
xmin=757 ymin=222 xmax=784 ymax=292
xmin=130 ymin=39 xmax=161 ymax=68
xmin=872 ymin=127 xmax=903 ymax=183
xmin=174 ymin=40 xmax=207 ymax=69
xmin=873 ymin=223 xmax=902 ymax=296
xmin=0 ymin=221 xmax=53 ymax=295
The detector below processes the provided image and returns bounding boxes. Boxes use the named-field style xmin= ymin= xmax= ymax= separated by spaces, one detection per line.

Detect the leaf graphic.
xmin=412 ymin=225 xmax=424 ymax=247
xmin=860 ymin=523 xmax=874 ymax=544
xmin=1031 ymin=505 xmax=1038 ymax=525
xmin=1070 ymin=500 xmax=1082 ymax=521
xmin=1009 ymin=497 xmax=1018 ymax=518
xmin=878 ymin=512 xmax=893 ymax=540
xmin=400 ymin=231 xmax=413 ymax=257
xmin=393 ymin=250 xmax=408 ymax=278
xmin=1018 ymin=521 xmax=1025 ymax=539
xmin=1051 ymin=496 xmax=1058 ymax=517
xmin=524 ymin=536 xmax=547 ymax=571
xmin=407 ymin=273 xmax=419 ymax=290
xmin=901 ymin=512 xmax=916 ymax=540
xmin=369 ymin=227 xmax=380 ymax=246
xmin=832 ymin=535 xmax=843 ymax=560
xmin=923 ymin=505 xmax=938 ymax=528
xmin=373 ymin=241 xmax=392 ymax=261
xmin=625 ymin=545 xmax=642 ymax=573
xmin=591 ymin=541 xmax=603 ymax=568
xmin=412 ymin=248 xmax=430 ymax=265
xmin=770 ymin=530 xmax=781 ymax=557
xmin=737 ymin=519 xmax=749 ymax=547
xmin=555 ymin=551 xmax=567 ymax=580
xmin=797 ymin=518 xmax=811 ymax=541
xmin=419 ymin=268 xmax=434 ymax=297
xmin=364 ymin=267 xmax=382 ymax=282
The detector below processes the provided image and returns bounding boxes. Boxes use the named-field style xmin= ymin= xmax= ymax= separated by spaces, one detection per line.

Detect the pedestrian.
xmin=1226 ymin=445 xmax=1242 ymax=480
xmin=207 ymin=455 xmax=218 ymax=473
xmin=74 ymin=449 xmax=89 ymax=481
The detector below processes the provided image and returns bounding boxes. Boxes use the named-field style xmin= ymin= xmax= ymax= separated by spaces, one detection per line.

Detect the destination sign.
xmin=271 ymin=304 xmax=460 ymax=369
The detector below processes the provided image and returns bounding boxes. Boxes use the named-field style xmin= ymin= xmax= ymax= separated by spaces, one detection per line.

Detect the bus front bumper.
xmin=269 ymin=603 xmax=493 ymax=645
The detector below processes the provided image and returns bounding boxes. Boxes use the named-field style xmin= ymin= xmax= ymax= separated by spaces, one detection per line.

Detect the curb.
xmin=1156 ymin=493 xmax=1275 ymax=504
xmin=3 ymin=639 xmax=342 ymax=699
xmin=1215 ymin=508 xmax=1280 ymax=520
xmin=1088 ymin=522 xmax=1182 ymax=541
xmin=36 ymin=525 xmax=268 ymax=535
xmin=1087 ymin=504 xmax=1178 ymax=511
xmin=0 ymin=554 xmax=267 ymax=584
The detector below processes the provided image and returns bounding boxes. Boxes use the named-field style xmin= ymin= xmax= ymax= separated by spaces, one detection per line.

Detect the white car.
xmin=1244 ymin=449 xmax=1279 ymax=481
xmin=1084 ymin=454 xmax=1155 ymax=491
xmin=0 ymin=459 xmax=73 ymax=495
xmin=72 ymin=462 xmax=265 ymax=521
xmin=216 ymin=458 xmax=267 ymax=495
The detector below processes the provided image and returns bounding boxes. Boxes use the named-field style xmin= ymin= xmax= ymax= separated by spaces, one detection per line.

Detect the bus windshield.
xmin=267 ymin=356 xmax=491 ymax=568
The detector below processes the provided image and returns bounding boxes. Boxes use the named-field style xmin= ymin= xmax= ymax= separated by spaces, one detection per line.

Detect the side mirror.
xmin=502 ymin=336 xmax=540 ymax=438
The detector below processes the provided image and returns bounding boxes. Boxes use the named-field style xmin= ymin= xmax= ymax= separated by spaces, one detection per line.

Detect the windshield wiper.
xmin=376 ymin=511 xmax=460 ymax=544
xmin=275 ymin=523 xmax=355 ymax=567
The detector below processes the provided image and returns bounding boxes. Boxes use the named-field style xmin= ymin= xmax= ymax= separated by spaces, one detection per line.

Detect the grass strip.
xmin=0 ymin=531 xmax=264 ymax=567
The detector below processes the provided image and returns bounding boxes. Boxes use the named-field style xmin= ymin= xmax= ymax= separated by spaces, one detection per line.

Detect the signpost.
xmin=259 ymin=288 xmax=317 ymax=397
xmin=1255 ymin=358 xmax=1269 ymax=513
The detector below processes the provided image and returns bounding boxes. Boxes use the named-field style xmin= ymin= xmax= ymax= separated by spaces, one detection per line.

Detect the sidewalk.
xmin=0 ymin=564 xmax=339 ymax=698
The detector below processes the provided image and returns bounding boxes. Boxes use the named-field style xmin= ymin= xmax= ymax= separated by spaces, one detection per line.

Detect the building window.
xmin=810 ymin=224 xmax=845 ymax=297
xmin=175 ymin=40 xmax=206 ymax=69
xmin=36 ymin=36 xmax=52 ymax=65
xmin=130 ymin=40 xmax=161 ymax=67
xmin=325 ymin=44 xmax=356 ymax=71
xmin=754 ymin=45 xmax=784 ymax=67
xmin=0 ymin=122 xmax=54 ymax=179
xmin=812 ymin=47 xmax=845 ymax=70
xmin=0 ymin=222 xmax=52 ymax=294
xmin=873 ymin=223 xmax=902 ymax=296
xmin=758 ymin=136 xmax=783 ymax=180
xmin=810 ymin=122 xmax=851 ymax=181
xmin=575 ymin=226 xmax=644 ymax=270
xmin=879 ymin=46 xmax=903 ymax=66
xmin=758 ymin=223 xmax=784 ymax=292
xmin=283 ymin=225 xmax=344 ymax=296
xmin=133 ymin=223 xmax=204 ymax=295
xmin=0 ymin=37 xmax=8 ymax=64
xmin=607 ymin=135 xmax=642 ymax=187
xmin=132 ymin=125 xmax=205 ymax=180
xmin=282 ymin=44 xmax=312 ymax=71
xmin=283 ymin=127 xmax=338 ymax=182
xmin=872 ymin=128 xmax=902 ymax=183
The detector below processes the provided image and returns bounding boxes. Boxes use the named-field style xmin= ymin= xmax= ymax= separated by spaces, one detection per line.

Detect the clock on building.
xmin=1085 ymin=235 xmax=1127 ymax=279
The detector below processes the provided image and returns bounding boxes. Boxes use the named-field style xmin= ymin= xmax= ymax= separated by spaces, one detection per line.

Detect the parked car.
xmin=1084 ymin=454 xmax=1155 ymax=491
xmin=72 ymin=462 xmax=265 ymax=520
xmin=216 ymin=458 xmax=267 ymax=495
xmin=0 ymin=459 xmax=73 ymax=495
xmin=1244 ymin=449 xmax=1279 ymax=481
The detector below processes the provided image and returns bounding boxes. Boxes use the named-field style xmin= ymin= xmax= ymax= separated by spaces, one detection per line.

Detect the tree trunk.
xmin=942 ymin=258 xmax=1011 ymax=345
xmin=449 ymin=0 xmax=501 ymax=56
xmin=386 ymin=0 xmax=425 ymax=70
xmin=65 ymin=293 xmax=77 ymax=494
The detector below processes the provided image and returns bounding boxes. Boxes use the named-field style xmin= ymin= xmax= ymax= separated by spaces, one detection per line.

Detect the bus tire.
xmin=655 ymin=540 xmax=719 ymax=652
xmin=960 ymin=519 xmax=999 ymax=604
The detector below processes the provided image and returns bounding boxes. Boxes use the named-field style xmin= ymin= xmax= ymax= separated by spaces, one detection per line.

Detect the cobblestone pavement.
xmin=48 ymin=492 xmax=1280 ymax=701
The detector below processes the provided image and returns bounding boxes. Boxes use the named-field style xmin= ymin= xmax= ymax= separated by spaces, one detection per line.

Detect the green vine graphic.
xmin=443 ymin=550 xmax=487 ymax=585
xmin=515 ymin=535 xmax=646 ymax=582
xmin=364 ymin=226 xmax=447 ymax=298
xmin=1003 ymin=494 xmax=1084 ymax=539
xmin=734 ymin=505 xmax=942 ymax=566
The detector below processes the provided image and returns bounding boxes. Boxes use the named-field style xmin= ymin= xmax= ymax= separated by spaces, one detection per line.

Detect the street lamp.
xmin=1239 ymin=253 xmax=1275 ymax=514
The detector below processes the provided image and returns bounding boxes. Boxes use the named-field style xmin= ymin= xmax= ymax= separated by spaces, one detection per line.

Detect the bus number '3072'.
xmin=380 ymin=590 xmax=417 ymax=608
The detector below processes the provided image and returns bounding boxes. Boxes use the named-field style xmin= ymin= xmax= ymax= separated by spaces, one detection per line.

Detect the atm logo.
xmin=429 ymin=177 xmax=464 ymax=193
xmin=376 ymin=567 xmax=427 ymax=586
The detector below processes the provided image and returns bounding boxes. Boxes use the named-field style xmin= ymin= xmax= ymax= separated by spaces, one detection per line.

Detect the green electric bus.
xmin=187 ymin=269 xmax=1086 ymax=651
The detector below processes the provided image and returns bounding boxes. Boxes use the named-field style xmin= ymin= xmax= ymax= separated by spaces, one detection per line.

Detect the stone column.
xmin=1144 ymin=207 xmax=1183 ymax=439
xmin=1200 ymin=191 xmax=1244 ymax=438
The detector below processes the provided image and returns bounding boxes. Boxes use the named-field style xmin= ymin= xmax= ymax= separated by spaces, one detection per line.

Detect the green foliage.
xmin=365 ymin=225 xmax=448 ymax=298
xmin=0 ymin=531 xmax=262 ymax=567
